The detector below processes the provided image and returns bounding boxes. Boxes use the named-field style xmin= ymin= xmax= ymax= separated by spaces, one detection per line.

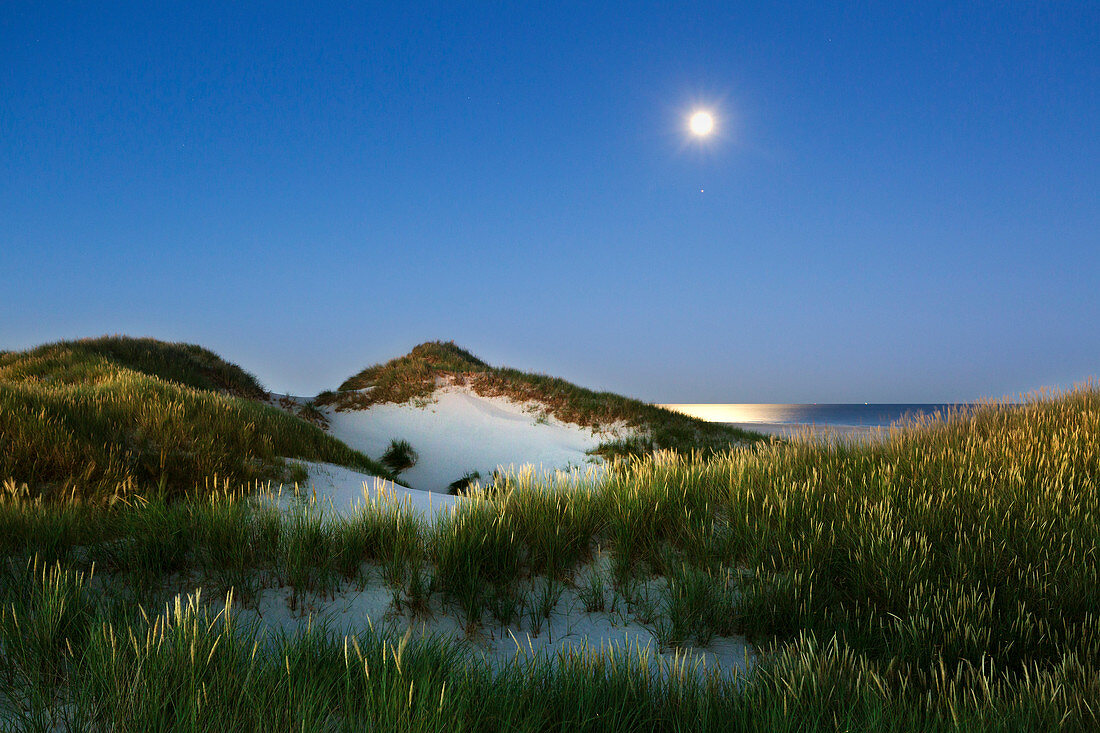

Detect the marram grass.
xmin=0 ymin=337 xmax=392 ymax=499
xmin=1 ymin=386 xmax=1099 ymax=729
xmin=2 ymin=561 xmax=1098 ymax=731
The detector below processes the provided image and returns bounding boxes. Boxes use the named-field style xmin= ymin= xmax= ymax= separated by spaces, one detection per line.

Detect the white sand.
xmin=234 ymin=553 xmax=753 ymax=679
xmin=322 ymin=385 xmax=630 ymax=493
xmin=277 ymin=460 xmax=459 ymax=519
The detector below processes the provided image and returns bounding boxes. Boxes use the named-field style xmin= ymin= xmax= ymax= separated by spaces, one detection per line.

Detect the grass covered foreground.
xmin=316 ymin=340 xmax=769 ymax=456
xmin=0 ymin=337 xmax=392 ymax=499
xmin=1 ymin=387 xmax=1099 ymax=729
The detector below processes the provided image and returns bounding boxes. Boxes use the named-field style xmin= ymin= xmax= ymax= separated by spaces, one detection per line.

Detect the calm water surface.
xmin=662 ymin=404 xmax=968 ymax=429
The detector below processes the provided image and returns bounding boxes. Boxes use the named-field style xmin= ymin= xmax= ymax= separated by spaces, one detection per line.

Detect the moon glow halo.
xmin=689 ymin=111 xmax=715 ymax=136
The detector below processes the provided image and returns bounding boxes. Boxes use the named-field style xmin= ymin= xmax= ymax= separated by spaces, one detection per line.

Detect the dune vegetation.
xmin=2 ymin=380 xmax=1098 ymax=729
xmin=0 ymin=337 xmax=392 ymax=499
xmin=316 ymin=341 xmax=770 ymax=456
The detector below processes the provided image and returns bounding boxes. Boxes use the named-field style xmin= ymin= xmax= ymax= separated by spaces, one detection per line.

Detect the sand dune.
xmin=260 ymin=387 xmax=753 ymax=674
xmin=321 ymin=385 xmax=630 ymax=494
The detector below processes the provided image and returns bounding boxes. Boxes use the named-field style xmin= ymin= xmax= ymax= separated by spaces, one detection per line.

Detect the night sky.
xmin=3 ymin=2 xmax=1098 ymax=402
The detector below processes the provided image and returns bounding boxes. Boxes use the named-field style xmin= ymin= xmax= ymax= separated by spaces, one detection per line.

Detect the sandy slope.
xmin=322 ymin=386 xmax=630 ymax=493
xmin=258 ymin=389 xmax=752 ymax=674
xmin=257 ymin=462 xmax=753 ymax=676
xmin=278 ymin=460 xmax=459 ymax=518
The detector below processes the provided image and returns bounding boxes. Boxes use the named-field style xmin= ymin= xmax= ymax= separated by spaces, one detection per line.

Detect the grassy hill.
xmin=0 ymin=337 xmax=391 ymax=499
xmin=0 ymin=336 xmax=267 ymax=399
xmin=317 ymin=341 xmax=769 ymax=455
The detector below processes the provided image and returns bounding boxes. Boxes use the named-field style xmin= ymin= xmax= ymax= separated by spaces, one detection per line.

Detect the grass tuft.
xmin=380 ymin=439 xmax=419 ymax=476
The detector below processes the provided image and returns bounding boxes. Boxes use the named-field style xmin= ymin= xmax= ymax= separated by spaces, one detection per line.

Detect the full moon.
xmin=689 ymin=110 xmax=715 ymax=136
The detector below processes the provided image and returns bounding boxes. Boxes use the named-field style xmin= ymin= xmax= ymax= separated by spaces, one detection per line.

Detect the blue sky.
xmin=3 ymin=2 xmax=1098 ymax=402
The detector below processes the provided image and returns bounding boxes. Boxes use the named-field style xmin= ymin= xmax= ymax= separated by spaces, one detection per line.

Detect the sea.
xmin=661 ymin=403 xmax=968 ymax=437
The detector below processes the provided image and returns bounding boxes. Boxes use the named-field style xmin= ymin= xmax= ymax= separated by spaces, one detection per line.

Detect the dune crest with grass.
xmin=310 ymin=341 xmax=767 ymax=495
